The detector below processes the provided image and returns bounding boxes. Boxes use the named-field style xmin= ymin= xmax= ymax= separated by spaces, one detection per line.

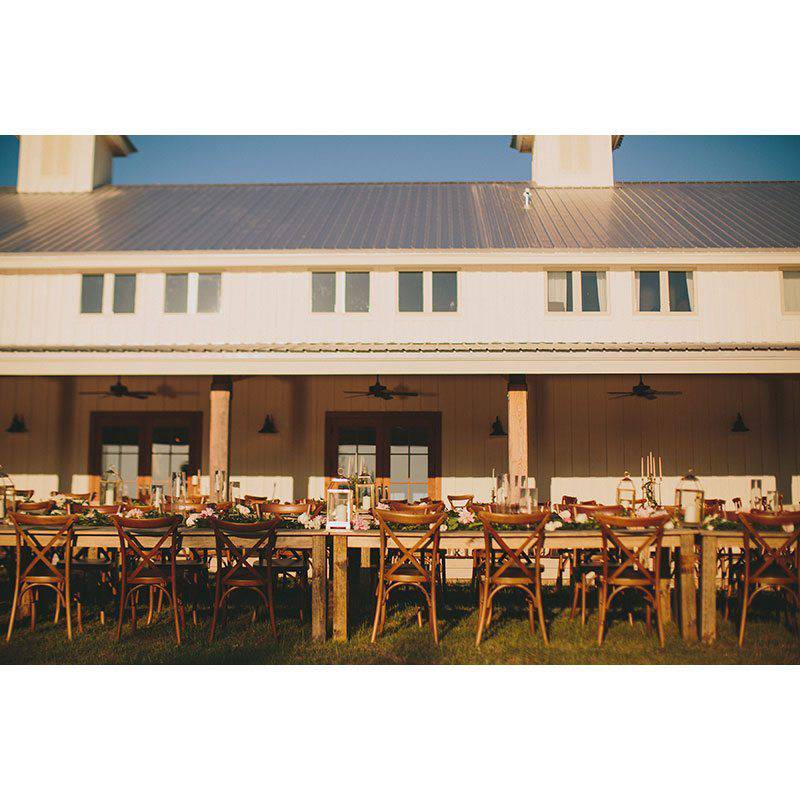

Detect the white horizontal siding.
xmin=1 ymin=269 xmax=799 ymax=347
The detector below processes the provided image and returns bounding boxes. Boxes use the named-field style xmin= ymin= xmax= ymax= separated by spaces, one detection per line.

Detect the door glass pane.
xmin=345 ymin=272 xmax=370 ymax=312
xmin=398 ymin=272 xmax=423 ymax=312
xmin=432 ymin=271 xmax=457 ymax=312
xmin=337 ymin=427 xmax=376 ymax=478
xmin=638 ymin=271 xmax=661 ymax=312
xmin=164 ymin=274 xmax=188 ymax=313
xmin=389 ymin=426 xmax=429 ymax=501
xmin=547 ymin=271 xmax=573 ymax=311
xmin=197 ymin=273 xmax=221 ymax=313
xmin=668 ymin=270 xmax=692 ymax=312
xmin=100 ymin=425 xmax=139 ymax=498
xmin=81 ymin=274 xmax=104 ymax=313
xmin=312 ymin=272 xmax=336 ymax=312
xmin=113 ymin=274 xmax=136 ymax=313
xmin=151 ymin=425 xmax=190 ymax=486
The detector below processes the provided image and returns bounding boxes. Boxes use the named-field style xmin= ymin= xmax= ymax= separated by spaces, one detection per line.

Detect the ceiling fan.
xmin=79 ymin=376 xmax=157 ymax=401
xmin=344 ymin=376 xmax=420 ymax=401
xmin=607 ymin=375 xmax=683 ymax=401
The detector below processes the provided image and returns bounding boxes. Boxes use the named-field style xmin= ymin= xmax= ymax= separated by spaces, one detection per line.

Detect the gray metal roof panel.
xmin=1 ymin=181 xmax=800 ymax=253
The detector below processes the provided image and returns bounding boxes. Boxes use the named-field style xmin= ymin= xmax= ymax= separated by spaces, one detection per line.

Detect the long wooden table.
xmin=0 ymin=525 xmax=768 ymax=645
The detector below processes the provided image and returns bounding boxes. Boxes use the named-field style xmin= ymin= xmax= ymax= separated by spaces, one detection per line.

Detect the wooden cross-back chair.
xmin=565 ymin=504 xmax=625 ymax=626
xmin=209 ymin=516 xmax=280 ymax=642
xmin=474 ymin=509 xmax=551 ymax=645
xmin=594 ymin=513 xmax=670 ymax=647
xmin=259 ymin=502 xmax=313 ymax=622
xmin=737 ymin=511 xmax=800 ymax=646
xmin=447 ymin=494 xmax=474 ymax=511
xmin=13 ymin=489 xmax=34 ymax=501
xmin=371 ymin=508 xmax=448 ymax=643
xmin=111 ymin=515 xmax=184 ymax=644
xmin=6 ymin=513 xmax=80 ymax=641
xmin=59 ymin=492 xmax=94 ymax=503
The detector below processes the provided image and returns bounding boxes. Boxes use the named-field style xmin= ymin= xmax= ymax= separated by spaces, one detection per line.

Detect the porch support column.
xmin=209 ymin=376 xmax=233 ymax=501
xmin=507 ymin=375 xmax=529 ymax=479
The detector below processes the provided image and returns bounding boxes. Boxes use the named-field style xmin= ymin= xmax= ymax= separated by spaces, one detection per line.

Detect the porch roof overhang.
xmin=2 ymin=341 xmax=799 ymax=376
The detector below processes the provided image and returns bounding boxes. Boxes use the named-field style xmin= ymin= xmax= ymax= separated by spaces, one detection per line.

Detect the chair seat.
xmin=604 ymin=566 xmax=652 ymax=586
xmin=72 ymin=559 xmax=114 ymax=569
xmin=748 ymin=563 xmax=797 ymax=584
xmin=387 ymin=564 xmax=430 ymax=583
xmin=481 ymin=565 xmax=541 ymax=585
xmin=127 ymin=567 xmax=171 ymax=584
xmin=273 ymin=558 xmax=306 ymax=572
xmin=23 ymin=573 xmax=64 ymax=585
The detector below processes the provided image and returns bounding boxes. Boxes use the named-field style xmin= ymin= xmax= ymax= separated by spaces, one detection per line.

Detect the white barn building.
xmin=1 ymin=134 xmax=799 ymax=507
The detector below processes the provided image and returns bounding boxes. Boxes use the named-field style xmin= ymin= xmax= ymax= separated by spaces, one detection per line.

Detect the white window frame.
xmin=546 ymin=270 xmax=609 ymax=315
xmin=634 ymin=269 xmax=696 ymax=315
xmin=781 ymin=270 xmax=800 ymax=314
xmin=163 ymin=272 xmax=221 ymax=314
xmin=344 ymin=271 xmax=371 ymax=313
xmin=310 ymin=271 xmax=338 ymax=314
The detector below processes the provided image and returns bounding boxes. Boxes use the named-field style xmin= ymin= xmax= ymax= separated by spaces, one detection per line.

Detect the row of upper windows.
xmin=79 ymin=270 xmax=800 ymax=315
xmin=311 ymin=271 xmax=458 ymax=313
xmin=80 ymin=273 xmax=221 ymax=314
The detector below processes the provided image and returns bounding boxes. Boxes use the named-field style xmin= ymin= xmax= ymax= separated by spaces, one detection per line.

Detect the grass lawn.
xmin=1 ymin=584 xmax=798 ymax=665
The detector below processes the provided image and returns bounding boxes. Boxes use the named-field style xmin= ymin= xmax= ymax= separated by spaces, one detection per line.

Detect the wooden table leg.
xmin=679 ymin=533 xmax=698 ymax=642
xmin=658 ymin=547 xmax=672 ymax=624
xmin=311 ymin=534 xmax=328 ymax=642
xmin=333 ymin=535 xmax=348 ymax=641
xmin=700 ymin=533 xmax=717 ymax=644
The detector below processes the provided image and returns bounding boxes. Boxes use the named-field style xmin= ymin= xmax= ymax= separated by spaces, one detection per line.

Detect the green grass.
xmin=1 ymin=585 xmax=798 ymax=665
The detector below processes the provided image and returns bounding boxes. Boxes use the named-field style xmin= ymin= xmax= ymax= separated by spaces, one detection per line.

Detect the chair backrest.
xmin=260 ymin=501 xmax=312 ymax=519
xmin=738 ymin=511 xmax=800 ymax=583
xmin=593 ymin=513 xmax=670 ymax=585
xmin=16 ymin=500 xmax=55 ymax=513
xmin=88 ymin=504 xmax=121 ymax=516
xmin=373 ymin=508 xmax=448 ymax=582
xmin=571 ymin=503 xmax=624 ymax=516
xmin=9 ymin=512 xmax=78 ymax=583
xmin=447 ymin=494 xmax=474 ymax=511
xmin=60 ymin=492 xmax=94 ymax=502
xmin=561 ymin=495 xmax=578 ymax=506
xmin=167 ymin=501 xmax=207 ymax=514
xmin=120 ymin=503 xmax=158 ymax=514
xmin=111 ymin=515 xmax=183 ymax=581
xmin=14 ymin=489 xmax=35 ymax=501
xmin=387 ymin=500 xmax=445 ymax=514
xmin=211 ymin=516 xmax=279 ymax=580
xmin=475 ymin=509 xmax=550 ymax=582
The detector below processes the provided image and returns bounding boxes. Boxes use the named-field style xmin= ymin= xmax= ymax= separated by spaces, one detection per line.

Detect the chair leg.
xmin=6 ymin=580 xmax=21 ymax=642
xmin=527 ymin=601 xmax=535 ymax=634
xmin=115 ymin=583 xmax=126 ymax=641
xmin=146 ymin=586 xmax=155 ymax=626
xmin=30 ymin=590 xmax=37 ymax=632
xmin=208 ymin=576 xmax=223 ymax=643
xmin=570 ymin=578 xmax=580 ymax=620
xmin=430 ymin=582 xmax=439 ymax=645
xmin=581 ymin=575 xmax=588 ymax=627
xmin=64 ymin=588 xmax=73 ymax=642
xmin=76 ymin=601 xmax=84 ymax=635
xmin=171 ymin=583 xmax=182 ymax=645
xmin=475 ymin=584 xmax=490 ymax=647
xmin=655 ymin=592 xmax=665 ymax=647
xmin=54 ymin=593 xmax=61 ymax=624
xmin=738 ymin=585 xmax=749 ymax=647
xmin=371 ymin=584 xmax=385 ymax=643
xmin=535 ymin=581 xmax=549 ymax=645
xmin=416 ymin=609 xmax=423 ymax=628
xmin=265 ymin=576 xmax=278 ymax=639
xmin=597 ymin=584 xmax=608 ymax=646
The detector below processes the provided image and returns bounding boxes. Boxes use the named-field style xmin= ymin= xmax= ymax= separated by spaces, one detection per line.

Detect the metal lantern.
xmin=326 ymin=474 xmax=352 ymax=531
xmin=766 ymin=490 xmax=783 ymax=512
xmin=150 ymin=483 xmax=165 ymax=510
xmin=99 ymin=465 xmax=124 ymax=506
xmin=676 ymin=469 xmax=705 ymax=526
xmin=355 ymin=468 xmax=376 ymax=512
xmin=0 ymin=465 xmax=15 ymax=521
xmin=749 ymin=479 xmax=763 ymax=510
xmin=615 ymin=471 xmax=637 ymax=509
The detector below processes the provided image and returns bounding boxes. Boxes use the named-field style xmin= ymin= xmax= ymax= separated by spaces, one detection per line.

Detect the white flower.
xmin=782 ymin=524 xmax=795 ymax=533
xmin=302 ymin=514 xmax=324 ymax=530
xmin=376 ymin=502 xmax=390 ymax=510
xmin=297 ymin=512 xmax=310 ymax=526
xmin=545 ymin=520 xmax=563 ymax=532
xmin=185 ymin=513 xmax=200 ymax=528
xmin=234 ymin=504 xmax=253 ymax=516
xmin=664 ymin=521 xmax=674 ymax=530
xmin=574 ymin=513 xmax=588 ymax=524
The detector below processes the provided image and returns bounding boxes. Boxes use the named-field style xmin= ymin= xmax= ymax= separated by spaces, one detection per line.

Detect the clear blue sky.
xmin=2 ymin=136 xmax=800 ymax=185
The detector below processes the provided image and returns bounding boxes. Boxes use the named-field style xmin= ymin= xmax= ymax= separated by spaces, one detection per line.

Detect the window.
xmin=345 ymin=272 xmax=370 ymax=312
xmin=80 ymin=274 xmax=104 ymax=313
xmin=112 ymin=274 xmax=136 ymax=313
xmin=432 ymin=271 xmax=457 ymax=312
xmin=164 ymin=274 xmax=188 ymax=313
xmin=398 ymin=272 xmax=423 ymax=312
xmin=580 ymin=271 xmax=606 ymax=312
xmin=783 ymin=271 xmax=800 ymax=312
xmin=312 ymin=272 xmax=336 ymax=312
xmin=548 ymin=272 xmax=573 ymax=311
xmin=197 ymin=273 xmax=221 ymax=313
xmin=637 ymin=270 xmax=694 ymax=312
xmin=637 ymin=271 xmax=662 ymax=312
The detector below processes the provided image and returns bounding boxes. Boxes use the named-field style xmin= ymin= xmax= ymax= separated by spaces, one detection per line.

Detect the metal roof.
xmin=1 ymin=342 xmax=797 ymax=354
xmin=1 ymin=181 xmax=799 ymax=253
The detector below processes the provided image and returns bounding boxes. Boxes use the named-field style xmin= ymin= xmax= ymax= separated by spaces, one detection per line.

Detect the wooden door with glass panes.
xmin=325 ymin=412 xmax=441 ymax=502
xmin=88 ymin=411 xmax=202 ymax=499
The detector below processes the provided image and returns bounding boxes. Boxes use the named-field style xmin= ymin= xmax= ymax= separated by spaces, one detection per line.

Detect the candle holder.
xmin=676 ymin=469 xmax=704 ymax=527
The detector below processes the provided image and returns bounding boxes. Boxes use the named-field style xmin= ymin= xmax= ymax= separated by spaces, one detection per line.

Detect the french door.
xmin=325 ymin=412 xmax=441 ymax=502
xmin=89 ymin=411 xmax=203 ymax=498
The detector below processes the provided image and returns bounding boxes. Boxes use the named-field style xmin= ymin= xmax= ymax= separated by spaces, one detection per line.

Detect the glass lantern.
xmin=750 ymin=479 xmax=763 ymax=510
xmin=99 ymin=465 xmax=124 ymax=506
xmin=676 ymin=469 xmax=704 ymax=526
xmin=355 ymin=468 xmax=375 ymax=512
xmin=0 ymin=465 xmax=15 ymax=521
xmin=766 ymin=490 xmax=783 ymax=512
xmin=326 ymin=474 xmax=352 ymax=531
xmin=615 ymin=471 xmax=637 ymax=509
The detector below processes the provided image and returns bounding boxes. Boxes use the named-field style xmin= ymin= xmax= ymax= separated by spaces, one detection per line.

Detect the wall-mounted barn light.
xmin=5 ymin=414 xmax=28 ymax=434
xmin=258 ymin=415 xmax=278 ymax=434
xmin=489 ymin=416 xmax=507 ymax=437
xmin=730 ymin=412 xmax=749 ymax=433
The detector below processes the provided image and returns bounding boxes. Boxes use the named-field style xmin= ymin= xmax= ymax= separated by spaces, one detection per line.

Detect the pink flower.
xmin=558 ymin=509 xmax=572 ymax=522
xmin=352 ymin=515 xmax=371 ymax=531
xmin=457 ymin=508 xmax=476 ymax=525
